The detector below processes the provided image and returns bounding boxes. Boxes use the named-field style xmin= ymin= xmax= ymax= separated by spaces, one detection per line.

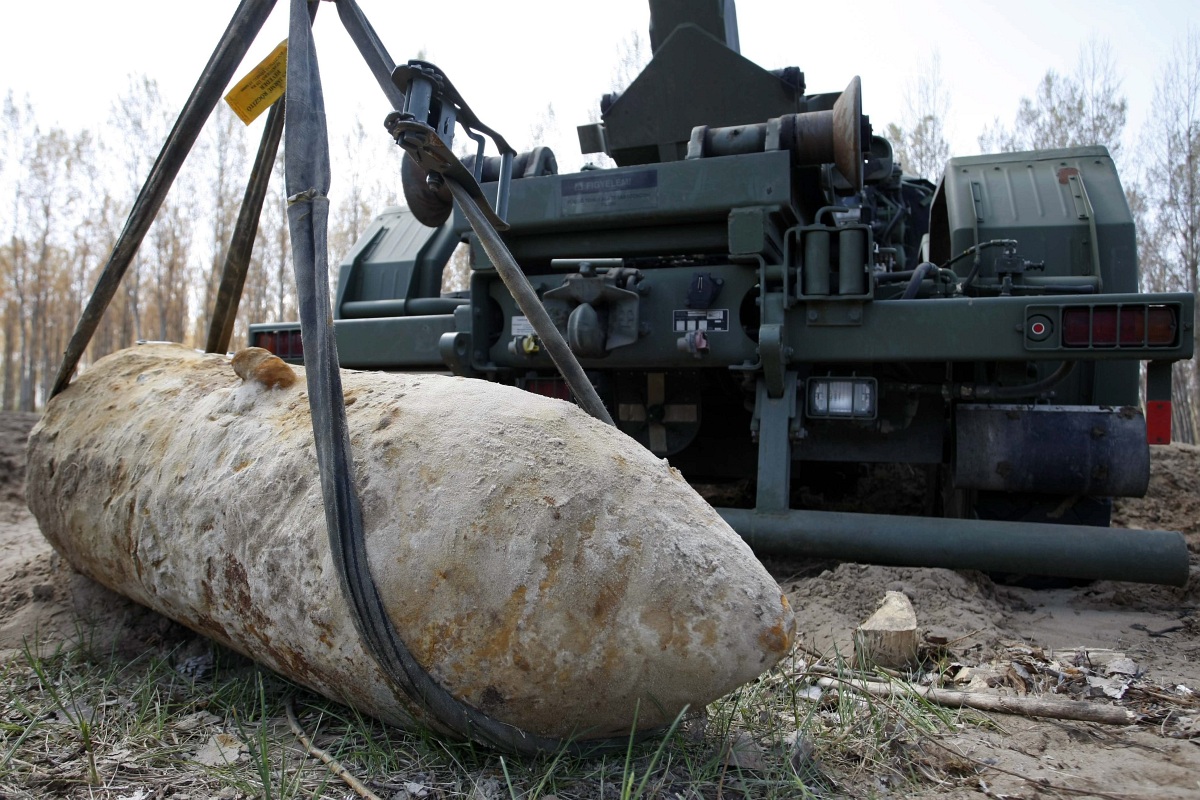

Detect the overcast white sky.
xmin=2 ymin=1 xmax=1197 ymax=180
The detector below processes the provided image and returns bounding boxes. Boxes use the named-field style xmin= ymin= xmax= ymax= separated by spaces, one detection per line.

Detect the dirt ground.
xmin=2 ymin=411 xmax=1198 ymax=798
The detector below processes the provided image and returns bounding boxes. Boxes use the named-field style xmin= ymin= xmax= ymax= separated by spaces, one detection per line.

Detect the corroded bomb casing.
xmin=27 ymin=344 xmax=794 ymax=741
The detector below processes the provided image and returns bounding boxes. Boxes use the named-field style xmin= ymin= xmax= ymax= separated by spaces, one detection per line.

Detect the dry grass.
xmin=0 ymin=624 xmax=991 ymax=800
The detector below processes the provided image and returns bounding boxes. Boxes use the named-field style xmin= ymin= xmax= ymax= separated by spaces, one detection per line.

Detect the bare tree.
xmin=582 ymin=29 xmax=651 ymax=170
xmin=329 ymin=116 xmax=400 ymax=267
xmin=0 ymin=92 xmax=31 ymax=409
xmin=978 ymin=38 xmax=1127 ymax=162
xmin=440 ymin=243 xmax=471 ymax=294
xmin=885 ymin=51 xmax=951 ymax=182
xmin=329 ymin=118 xmax=373 ymax=266
xmin=196 ymin=104 xmax=248 ymax=345
xmin=527 ymin=102 xmax=558 ymax=149
xmin=1074 ymin=39 xmax=1129 ymax=161
xmin=145 ymin=193 xmax=195 ymax=342
xmin=231 ymin=152 xmax=296 ymax=347
xmin=268 ymin=156 xmax=295 ymax=324
xmin=1135 ymin=28 xmax=1200 ymax=441
xmin=5 ymin=122 xmax=91 ymax=410
xmin=108 ymin=75 xmax=177 ymax=346
xmin=609 ymin=29 xmax=650 ymax=95
xmin=70 ymin=126 xmax=126 ymax=365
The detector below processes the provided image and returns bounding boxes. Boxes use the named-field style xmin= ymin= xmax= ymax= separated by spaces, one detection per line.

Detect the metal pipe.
xmin=716 ymin=507 xmax=1190 ymax=587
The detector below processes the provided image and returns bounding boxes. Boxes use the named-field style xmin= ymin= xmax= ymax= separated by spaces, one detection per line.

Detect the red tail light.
xmin=252 ymin=329 xmax=303 ymax=359
xmin=1062 ymin=305 xmax=1178 ymax=348
xmin=524 ymin=377 xmax=572 ymax=401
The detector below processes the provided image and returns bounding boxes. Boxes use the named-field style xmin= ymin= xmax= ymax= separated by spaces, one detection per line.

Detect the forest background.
xmin=3 ymin=17 xmax=1200 ymax=442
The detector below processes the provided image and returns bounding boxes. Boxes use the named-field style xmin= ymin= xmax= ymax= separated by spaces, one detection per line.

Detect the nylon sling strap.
xmin=286 ymin=0 xmax=636 ymax=755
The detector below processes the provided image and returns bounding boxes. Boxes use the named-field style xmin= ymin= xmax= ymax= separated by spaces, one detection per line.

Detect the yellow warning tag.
xmin=225 ymin=40 xmax=288 ymax=125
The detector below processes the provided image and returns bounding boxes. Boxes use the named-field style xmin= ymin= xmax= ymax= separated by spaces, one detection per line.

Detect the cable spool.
xmin=687 ymin=76 xmax=865 ymax=190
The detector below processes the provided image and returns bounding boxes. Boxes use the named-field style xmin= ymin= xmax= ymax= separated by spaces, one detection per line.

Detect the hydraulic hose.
xmin=901 ymin=262 xmax=937 ymax=299
xmin=941 ymin=238 xmax=1018 ymax=291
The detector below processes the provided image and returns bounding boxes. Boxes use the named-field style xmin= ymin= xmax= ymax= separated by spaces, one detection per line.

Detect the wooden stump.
xmin=854 ymin=591 xmax=920 ymax=669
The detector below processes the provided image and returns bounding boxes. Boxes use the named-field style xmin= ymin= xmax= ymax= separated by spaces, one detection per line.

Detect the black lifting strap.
xmin=205 ymin=97 xmax=286 ymax=355
xmin=285 ymin=0 xmax=632 ymax=755
xmin=50 ymin=0 xmax=278 ymax=398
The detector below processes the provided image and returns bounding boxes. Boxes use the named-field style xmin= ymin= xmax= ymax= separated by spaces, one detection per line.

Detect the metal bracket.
xmin=386 ymin=60 xmax=515 ymax=231
xmin=754 ymin=373 xmax=798 ymax=513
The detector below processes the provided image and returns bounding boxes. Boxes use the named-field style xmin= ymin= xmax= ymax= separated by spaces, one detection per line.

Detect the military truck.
xmin=250 ymin=0 xmax=1194 ymax=582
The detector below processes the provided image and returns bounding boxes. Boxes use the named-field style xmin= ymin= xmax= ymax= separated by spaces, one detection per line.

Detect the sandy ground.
xmin=2 ymin=411 xmax=1198 ymax=798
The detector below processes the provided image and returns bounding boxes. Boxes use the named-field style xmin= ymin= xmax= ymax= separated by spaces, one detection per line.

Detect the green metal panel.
xmin=930 ymin=147 xmax=1145 ymax=404
xmin=602 ymin=24 xmax=800 ymax=164
xmin=459 ymin=151 xmax=796 ymax=267
xmin=787 ymin=293 xmax=1192 ymax=364
xmin=647 ymin=0 xmax=740 ymax=53
xmin=933 ymin=146 xmax=1135 ymax=290
xmin=474 ymin=278 xmax=1193 ymax=371
xmin=250 ymin=315 xmax=457 ymax=369
xmin=334 ymin=205 xmax=458 ymax=318
xmin=334 ymin=315 xmax=458 ymax=369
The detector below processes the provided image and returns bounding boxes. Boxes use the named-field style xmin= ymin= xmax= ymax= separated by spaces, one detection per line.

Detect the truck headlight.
xmin=806 ymin=377 xmax=877 ymax=419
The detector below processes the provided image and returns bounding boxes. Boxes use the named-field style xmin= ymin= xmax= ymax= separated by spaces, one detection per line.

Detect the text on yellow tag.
xmin=225 ymin=40 xmax=288 ymax=125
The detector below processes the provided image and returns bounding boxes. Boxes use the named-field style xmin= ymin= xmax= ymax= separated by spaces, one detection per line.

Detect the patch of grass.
xmin=0 ymin=627 xmax=980 ymax=799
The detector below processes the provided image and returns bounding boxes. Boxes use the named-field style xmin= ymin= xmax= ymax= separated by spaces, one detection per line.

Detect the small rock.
xmin=680 ymin=707 xmax=709 ymax=743
xmin=1085 ymin=675 xmax=1129 ymax=700
xmin=721 ymin=731 xmax=767 ymax=772
xmin=469 ymin=777 xmax=501 ymax=800
xmin=1104 ymin=657 xmax=1139 ymax=677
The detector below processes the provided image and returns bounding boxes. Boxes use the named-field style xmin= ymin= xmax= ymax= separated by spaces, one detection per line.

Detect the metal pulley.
xmin=385 ymin=60 xmax=614 ymax=427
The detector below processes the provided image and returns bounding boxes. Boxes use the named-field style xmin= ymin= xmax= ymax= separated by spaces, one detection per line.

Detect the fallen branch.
xmin=807 ymin=664 xmax=893 ymax=683
xmin=285 ymin=697 xmax=382 ymax=800
xmin=816 ymin=677 xmax=1138 ymax=726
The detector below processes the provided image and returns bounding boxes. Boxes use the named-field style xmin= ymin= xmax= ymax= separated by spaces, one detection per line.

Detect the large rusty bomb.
xmin=27 ymin=344 xmax=794 ymax=741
